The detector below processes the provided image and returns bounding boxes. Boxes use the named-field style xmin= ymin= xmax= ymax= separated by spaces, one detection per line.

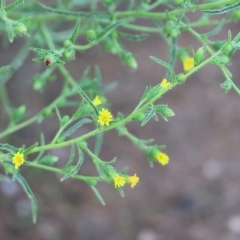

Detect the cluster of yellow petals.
xmin=160 ymin=78 xmax=171 ymax=88
xmin=113 ymin=174 xmax=140 ymax=188
xmin=92 ymin=95 xmax=102 ymax=106
xmin=128 ymin=174 xmax=139 ymax=188
xmin=155 ymin=152 xmax=169 ymax=166
xmin=97 ymin=108 xmax=113 ymax=126
xmin=183 ymin=57 xmax=195 ymax=72
xmin=113 ymin=175 xmax=126 ymax=188
xmin=12 ymin=152 xmax=25 ymax=169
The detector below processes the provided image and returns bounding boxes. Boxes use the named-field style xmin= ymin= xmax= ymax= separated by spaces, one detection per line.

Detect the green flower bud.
xmin=102 ymin=38 xmax=118 ymax=54
xmin=222 ymin=41 xmax=235 ymax=55
xmin=14 ymin=22 xmax=27 ymax=36
xmin=61 ymin=115 xmax=70 ymax=126
xmin=41 ymin=108 xmax=52 ymax=117
xmin=220 ymin=79 xmax=232 ymax=93
xmin=86 ymin=29 xmax=97 ymax=41
xmin=211 ymin=55 xmax=229 ymax=65
xmin=175 ymin=73 xmax=186 ymax=84
xmin=155 ymin=104 xmax=175 ymax=121
xmin=33 ymin=80 xmax=44 ymax=91
xmin=120 ymin=51 xmax=137 ymax=69
xmin=56 ymin=137 xmax=65 ymax=143
xmin=64 ymin=49 xmax=75 ymax=59
xmin=132 ymin=112 xmax=146 ymax=122
xmin=194 ymin=44 xmax=206 ymax=65
xmin=63 ymin=40 xmax=72 ymax=48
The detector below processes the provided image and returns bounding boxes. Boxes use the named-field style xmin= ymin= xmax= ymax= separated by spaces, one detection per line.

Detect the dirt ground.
xmin=1 ymin=10 xmax=240 ymax=240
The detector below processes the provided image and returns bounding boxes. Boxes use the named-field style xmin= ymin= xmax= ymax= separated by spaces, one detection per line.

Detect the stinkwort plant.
xmin=0 ymin=0 xmax=240 ymax=223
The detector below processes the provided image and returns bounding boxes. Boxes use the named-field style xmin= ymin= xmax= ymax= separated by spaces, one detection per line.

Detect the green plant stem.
xmin=0 ymin=115 xmax=38 ymax=139
xmin=80 ymin=143 xmax=105 ymax=164
xmin=1 ymin=0 xmax=5 ymax=9
xmin=29 ymin=47 xmax=221 ymax=154
xmin=114 ymin=0 xmax=238 ymax=20
xmin=25 ymin=161 xmax=106 ymax=182
xmin=148 ymin=0 xmax=165 ymax=11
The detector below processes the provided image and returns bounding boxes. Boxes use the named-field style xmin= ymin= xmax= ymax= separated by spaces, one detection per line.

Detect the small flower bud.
xmin=156 ymin=105 xmax=174 ymax=117
xmin=155 ymin=104 xmax=175 ymax=121
xmin=220 ymin=79 xmax=232 ymax=93
xmin=63 ymin=40 xmax=72 ymax=48
xmin=42 ymin=108 xmax=52 ymax=117
xmin=194 ymin=44 xmax=206 ymax=65
xmin=64 ymin=49 xmax=75 ymax=59
xmin=61 ymin=115 xmax=70 ymax=126
xmin=33 ymin=80 xmax=44 ymax=91
xmin=222 ymin=41 xmax=235 ymax=55
xmin=132 ymin=112 xmax=146 ymax=122
xmin=211 ymin=55 xmax=229 ymax=65
xmin=14 ymin=22 xmax=27 ymax=36
xmin=175 ymin=73 xmax=186 ymax=84
xmin=102 ymin=38 xmax=118 ymax=54
xmin=120 ymin=51 xmax=137 ymax=69
xmin=86 ymin=29 xmax=97 ymax=41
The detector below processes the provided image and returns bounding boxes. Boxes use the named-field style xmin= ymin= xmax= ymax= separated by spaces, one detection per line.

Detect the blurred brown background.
xmin=1 ymin=2 xmax=240 ymax=240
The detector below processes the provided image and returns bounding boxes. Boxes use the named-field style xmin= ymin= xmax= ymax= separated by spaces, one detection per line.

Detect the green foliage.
xmin=1 ymin=0 xmax=240 ymax=223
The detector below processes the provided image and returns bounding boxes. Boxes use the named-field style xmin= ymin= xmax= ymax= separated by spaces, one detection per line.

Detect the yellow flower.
xmin=160 ymin=78 xmax=171 ymax=88
xmin=113 ymin=175 xmax=126 ymax=188
xmin=155 ymin=152 xmax=169 ymax=166
xmin=12 ymin=152 xmax=25 ymax=169
xmin=183 ymin=57 xmax=195 ymax=72
xmin=97 ymin=108 xmax=112 ymax=126
xmin=92 ymin=95 xmax=102 ymax=106
xmin=128 ymin=174 xmax=139 ymax=188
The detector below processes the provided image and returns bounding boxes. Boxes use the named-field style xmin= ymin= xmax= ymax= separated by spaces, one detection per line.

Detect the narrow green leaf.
xmin=0 ymin=66 xmax=9 ymax=74
xmin=77 ymin=85 xmax=99 ymax=116
xmin=4 ymin=0 xmax=23 ymax=12
xmin=38 ymin=2 xmax=111 ymax=19
xmin=107 ymin=156 xmax=117 ymax=164
xmin=204 ymin=19 xmax=225 ymax=37
xmin=63 ymin=144 xmax=75 ymax=169
xmin=118 ymin=32 xmax=149 ymax=41
xmin=140 ymin=86 xmax=150 ymax=102
xmin=90 ymin=185 xmax=106 ymax=205
xmin=202 ymin=2 xmax=240 ymax=14
xmin=60 ymin=146 xmax=84 ymax=181
xmin=150 ymin=56 xmax=175 ymax=80
xmin=96 ymin=20 xmax=124 ymax=41
xmin=117 ymin=187 xmax=124 ymax=197
xmin=95 ymin=162 xmax=105 ymax=178
xmin=0 ymin=143 xmax=17 ymax=153
xmin=141 ymin=105 xmax=155 ymax=126
xmin=70 ymin=18 xmax=81 ymax=43
xmin=54 ymin=106 xmax=62 ymax=126
xmin=6 ymin=21 xmax=14 ymax=43
xmin=60 ymin=118 xmax=92 ymax=139
xmin=15 ymin=172 xmax=38 ymax=223
xmin=23 ymin=142 xmax=38 ymax=156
